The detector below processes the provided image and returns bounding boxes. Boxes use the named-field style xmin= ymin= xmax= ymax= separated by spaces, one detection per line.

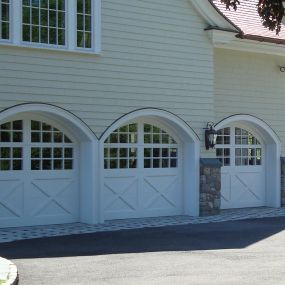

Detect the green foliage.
xmin=221 ymin=0 xmax=285 ymax=34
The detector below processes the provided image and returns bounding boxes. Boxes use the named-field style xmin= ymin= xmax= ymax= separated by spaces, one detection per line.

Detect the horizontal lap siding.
xmin=214 ymin=48 xmax=285 ymax=154
xmin=0 ymin=0 xmax=213 ymax=144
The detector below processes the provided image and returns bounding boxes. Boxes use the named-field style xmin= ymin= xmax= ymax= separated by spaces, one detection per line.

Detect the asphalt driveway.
xmin=1 ymin=217 xmax=285 ymax=285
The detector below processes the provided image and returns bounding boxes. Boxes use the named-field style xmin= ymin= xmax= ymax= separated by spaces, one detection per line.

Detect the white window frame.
xmin=0 ymin=0 xmax=12 ymax=42
xmin=0 ymin=0 xmax=101 ymax=54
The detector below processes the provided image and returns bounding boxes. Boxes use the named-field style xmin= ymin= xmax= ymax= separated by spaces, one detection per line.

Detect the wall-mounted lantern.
xmin=204 ymin=122 xmax=218 ymax=150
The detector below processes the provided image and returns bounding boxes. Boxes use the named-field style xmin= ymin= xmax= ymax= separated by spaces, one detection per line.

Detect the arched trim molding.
xmin=215 ymin=114 xmax=281 ymax=208
xmin=0 ymin=103 xmax=99 ymax=224
xmin=99 ymin=108 xmax=200 ymax=222
xmin=0 ymin=103 xmax=96 ymax=142
xmin=100 ymin=108 xmax=200 ymax=144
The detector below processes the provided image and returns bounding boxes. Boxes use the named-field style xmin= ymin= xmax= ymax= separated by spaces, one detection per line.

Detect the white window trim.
xmin=0 ymin=0 xmax=12 ymax=42
xmin=0 ymin=0 xmax=101 ymax=54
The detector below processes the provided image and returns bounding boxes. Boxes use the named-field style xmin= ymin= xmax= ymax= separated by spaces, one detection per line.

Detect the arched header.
xmin=215 ymin=114 xmax=281 ymax=147
xmin=0 ymin=103 xmax=97 ymax=142
xmin=100 ymin=108 xmax=200 ymax=144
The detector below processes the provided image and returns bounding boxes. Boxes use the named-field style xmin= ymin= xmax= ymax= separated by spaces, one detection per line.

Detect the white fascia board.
xmin=190 ymin=0 xmax=236 ymax=30
xmin=209 ymin=29 xmax=285 ymax=57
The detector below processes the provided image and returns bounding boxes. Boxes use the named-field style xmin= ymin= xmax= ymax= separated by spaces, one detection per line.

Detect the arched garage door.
xmin=0 ymin=114 xmax=79 ymax=228
xmin=216 ymin=126 xmax=265 ymax=209
xmin=103 ymin=119 xmax=183 ymax=220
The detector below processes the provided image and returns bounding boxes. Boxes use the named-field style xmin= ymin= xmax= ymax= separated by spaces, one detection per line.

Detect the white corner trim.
xmin=207 ymin=29 xmax=237 ymax=45
xmin=189 ymin=0 xmax=236 ymax=30
xmin=210 ymin=29 xmax=285 ymax=57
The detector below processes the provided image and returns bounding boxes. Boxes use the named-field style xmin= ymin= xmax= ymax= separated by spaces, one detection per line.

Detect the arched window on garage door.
xmin=104 ymin=122 xmax=178 ymax=169
xmin=0 ymin=119 xmax=74 ymax=171
xmin=103 ymin=120 xmax=182 ymax=220
xmin=0 ymin=116 xmax=79 ymax=228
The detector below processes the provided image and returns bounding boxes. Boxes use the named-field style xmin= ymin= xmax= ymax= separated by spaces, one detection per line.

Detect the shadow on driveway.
xmin=0 ymin=217 xmax=285 ymax=260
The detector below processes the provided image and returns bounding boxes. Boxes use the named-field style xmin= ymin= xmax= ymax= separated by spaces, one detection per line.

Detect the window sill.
xmin=0 ymin=40 xmax=102 ymax=56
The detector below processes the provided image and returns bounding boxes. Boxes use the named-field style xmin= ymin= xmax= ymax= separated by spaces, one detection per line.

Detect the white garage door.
xmin=0 ymin=115 xmax=79 ymax=228
xmin=216 ymin=126 xmax=265 ymax=209
xmin=103 ymin=120 xmax=183 ymax=220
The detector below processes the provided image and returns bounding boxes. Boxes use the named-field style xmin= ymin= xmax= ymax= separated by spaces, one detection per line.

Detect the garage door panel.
xmin=0 ymin=179 xmax=24 ymax=219
xmin=232 ymin=172 xmax=264 ymax=201
xmin=142 ymin=175 xmax=181 ymax=210
xmin=0 ymin=117 xmax=79 ymax=228
xmin=104 ymin=176 xmax=139 ymax=212
xmin=218 ymin=126 xmax=265 ymax=209
xmin=27 ymin=178 xmax=78 ymax=219
xmin=103 ymin=121 xmax=183 ymax=220
xmin=221 ymin=172 xmax=231 ymax=202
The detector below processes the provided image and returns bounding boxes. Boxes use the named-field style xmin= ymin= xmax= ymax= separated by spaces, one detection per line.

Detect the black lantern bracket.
xmin=204 ymin=122 xmax=218 ymax=150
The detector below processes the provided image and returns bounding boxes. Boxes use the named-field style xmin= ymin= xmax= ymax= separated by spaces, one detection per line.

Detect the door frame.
xmin=99 ymin=108 xmax=200 ymax=223
xmin=215 ymin=114 xmax=281 ymax=208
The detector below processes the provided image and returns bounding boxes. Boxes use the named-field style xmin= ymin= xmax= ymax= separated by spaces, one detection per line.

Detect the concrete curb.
xmin=0 ymin=258 xmax=18 ymax=285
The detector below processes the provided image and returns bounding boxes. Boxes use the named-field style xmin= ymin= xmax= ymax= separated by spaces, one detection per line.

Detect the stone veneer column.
xmin=281 ymin=158 xmax=285 ymax=207
xmin=200 ymin=158 xmax=222 ymax=216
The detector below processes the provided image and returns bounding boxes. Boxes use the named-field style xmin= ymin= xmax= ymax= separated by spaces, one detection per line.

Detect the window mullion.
xmin=12 ymin=0 xmax=21 ymax=44
xmin=67 ymin=0 xmax=76 ymax=50
xmin=94 ymin=0 xmax=101 ymax=52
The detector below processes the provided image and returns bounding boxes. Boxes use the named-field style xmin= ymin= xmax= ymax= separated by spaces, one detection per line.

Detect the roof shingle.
xmin=211 ymin=0 xmax=285 ymax=42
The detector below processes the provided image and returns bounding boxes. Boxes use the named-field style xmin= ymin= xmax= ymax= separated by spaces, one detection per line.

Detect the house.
xmin=0 ymin=0 xmax=284 ymax=228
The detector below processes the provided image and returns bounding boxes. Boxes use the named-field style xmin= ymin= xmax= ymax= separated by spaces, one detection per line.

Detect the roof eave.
xmin=208 ymin=29 xmax=285 ymax=57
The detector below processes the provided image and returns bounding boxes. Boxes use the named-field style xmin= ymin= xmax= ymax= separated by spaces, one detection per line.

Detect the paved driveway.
xmin=1 ymin=217 xmax=285 ymax=285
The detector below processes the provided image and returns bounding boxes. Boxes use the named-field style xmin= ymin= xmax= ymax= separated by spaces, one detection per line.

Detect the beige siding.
xmin=0 ymin=0 xmax=213 ymax=144
xmin=214 ymin=48 xmax=285 ymax=154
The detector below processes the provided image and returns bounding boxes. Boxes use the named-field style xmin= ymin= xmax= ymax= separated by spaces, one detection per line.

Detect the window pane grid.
xmin=31 ymin=146 xmax=73 ymax=170
xmin=104 ymin=124 xmax=138 ymax=144
xmin=0 ymin=0 xmax=10 ymax=40
xmin=104 ymin=147 xmax=137 ymax=169
xmin=144 ymin=124 xmax=177 ymax=144
xmin=0 ymin=120 xmax=23 ymax=143
xmin=235 ymin=147 xmax=262 ymax=166
xmin=216 ymin=127 xmax=262 ymax=167
xmin=216 ymin=147 xmax=230 ymax=166
xmin=144 ymin=147 xmax=178 ymax=169
xmin=216 ymin=127 xmax=230 ymax=145
xmin=104 ymin=123 xmax=178 ymax=170
xmin=30 ymin=120 xmax=74 ymax=171
xmin=31 ymin=120 xmax=72 ymax=143
xmin=0 ymin=147 xmax=23 ymax=171
xmin=235 ymin=128 xmax=261 ymax=145
xmin=22 ymin=0 xmax=66 ymax=46
xmin=77 ymin=0 xmax=92 ymax=48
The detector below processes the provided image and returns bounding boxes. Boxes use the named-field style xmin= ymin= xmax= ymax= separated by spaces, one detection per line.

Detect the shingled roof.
xmin=210 ymin=0 xmax=285 ymax=44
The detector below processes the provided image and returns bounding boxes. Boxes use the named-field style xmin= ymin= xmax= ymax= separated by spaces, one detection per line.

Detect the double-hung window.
xmin=0 ymin=0 xmax=101 ymax=53
xmin=0 ymin=0 xmax=10 ymax=40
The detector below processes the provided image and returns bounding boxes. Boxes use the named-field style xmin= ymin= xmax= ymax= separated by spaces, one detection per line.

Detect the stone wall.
xmin=281 ymin=158 xmax=285 ymax=207
xmin=200 ymin=158 xmax=222 ymax=216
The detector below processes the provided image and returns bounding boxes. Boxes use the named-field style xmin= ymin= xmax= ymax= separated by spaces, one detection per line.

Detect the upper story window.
xmin=22 ymin=0 xmax=66 ymax=45
xmin=0 ymin=0 xmax=101 ymax=53
xmin=0 ymin=0 xmax=10 ymax=40
xmin=77 ymin=0 xmax=91 ymax=48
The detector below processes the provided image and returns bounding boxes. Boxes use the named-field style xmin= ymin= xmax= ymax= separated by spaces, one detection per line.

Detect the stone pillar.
xmin=200 ymin=158 xmax=222 ymax=216
xmin=281 ymin=158 xmax=285 ymax=207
